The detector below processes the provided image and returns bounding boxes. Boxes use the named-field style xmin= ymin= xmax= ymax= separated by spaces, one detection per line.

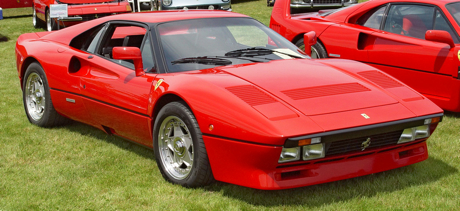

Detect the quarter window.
xmin=357 ymin=5 xmax=387 ymax=29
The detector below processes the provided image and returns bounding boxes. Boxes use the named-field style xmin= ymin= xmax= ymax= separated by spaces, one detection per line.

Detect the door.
xmin=71 ymin=22 xmax=158 ymax=146
xmin=367 ymin=4 xmax=459 ymax=102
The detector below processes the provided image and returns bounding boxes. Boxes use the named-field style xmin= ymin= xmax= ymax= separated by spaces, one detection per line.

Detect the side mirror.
xmin=112 ymin=47 xmax=144 ymax=76
xmin=303 ymin=31 xmax=317 ymax=57
xmin=425 ymin=30 xmax=455 ymax=48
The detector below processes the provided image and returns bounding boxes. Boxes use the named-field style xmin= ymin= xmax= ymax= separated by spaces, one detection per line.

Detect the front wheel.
xmin=295 ymin=38 xmax=328 ymax=59
xmin=153 ymin=101 xmax=213 ymax=187
xmin=46 ymin=9 xmax=56 ymax=31
xmin=23 ymin=63 xmax=69 ymax=127
xmin=32 ymin=6 xmax=41 ymax=28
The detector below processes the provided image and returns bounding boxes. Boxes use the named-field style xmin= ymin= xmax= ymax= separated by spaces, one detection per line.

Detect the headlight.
xmin=302 ymin=143 xmax=325 ymax=161
xmin=278 ymin=147 xmax=300 ymax=163
xmin=279 ymin=137 xmax=325 ymax=163
xmin=397 ymin=117 xmax=440 ymax=144
xmin=291 ymin=0 xmax=303 ymax=3
xmin=163 ymin=0 xmax=172 ymax=6
xmin=398 ymin=125 xmax=430 ymax=144
xmin=222 ymin=0 xmax=230 ymax=2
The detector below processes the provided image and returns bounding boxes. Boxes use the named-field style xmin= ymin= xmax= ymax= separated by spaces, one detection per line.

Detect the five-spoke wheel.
xmin=153 ymin=101 xmax=213 ymax=187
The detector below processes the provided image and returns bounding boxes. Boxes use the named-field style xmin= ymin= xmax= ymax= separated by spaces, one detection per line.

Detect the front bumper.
xmin=204 ymin=135 xmax=429 ymax=190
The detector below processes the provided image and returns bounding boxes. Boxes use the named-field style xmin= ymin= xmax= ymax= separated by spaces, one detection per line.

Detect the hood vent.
xmin=282 ymin=83 xmax=370 ymax=100
xmin=226 ymin=85 xmax=277 ymax=106
xmin=358 ymin=71 xmax=403 ymax=89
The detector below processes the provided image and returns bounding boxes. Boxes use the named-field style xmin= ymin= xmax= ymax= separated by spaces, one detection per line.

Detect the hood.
xmin=58 ymin=0 xmax=118 ymax=4
xmin=218 ymin=59 xmax=400 ymax=116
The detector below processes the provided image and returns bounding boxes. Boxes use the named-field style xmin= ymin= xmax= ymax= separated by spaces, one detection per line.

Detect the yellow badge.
xmin=458 ymin=50 xmax=460 ymax=61
xmin=154 ymin=79 xmax=164 ymax=91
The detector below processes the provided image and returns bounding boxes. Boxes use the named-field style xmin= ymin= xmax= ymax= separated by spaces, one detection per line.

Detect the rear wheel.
xmin=295 ymin=38 xmax=328 ymax=59
xmin=153 ymin=101 xmax=213 ymax=187
xmin=23 ymin=63 xmax=69 ymax=127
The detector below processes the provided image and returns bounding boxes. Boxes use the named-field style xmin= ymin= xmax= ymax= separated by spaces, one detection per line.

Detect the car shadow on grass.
xmin=64 ymin=122 xmax=155 ymax=161
xmin=0 ymin=34 xmax=9 ymax=42
xmin=204 ymin=157 xmax=457 ymax=207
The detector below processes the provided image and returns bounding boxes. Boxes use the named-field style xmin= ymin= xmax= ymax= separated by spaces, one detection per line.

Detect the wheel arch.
xmin=20 ymin=57 xmax=41 ymax=90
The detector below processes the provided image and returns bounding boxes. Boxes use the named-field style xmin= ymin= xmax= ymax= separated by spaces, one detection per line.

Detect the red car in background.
xmin=271 ymin=0 xmax=460 ymax=112
xmin=33 ymin=0 xmax=131 ymax=31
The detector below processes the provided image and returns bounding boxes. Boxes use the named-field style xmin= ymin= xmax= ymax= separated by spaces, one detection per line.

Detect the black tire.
xmin=153 ymin=101 xmax=214 ymax=187
xmin=150 ymin=0 xmax=158 ymax=11
xmin=295 ymin=38 xmax=328 ymax=59
xmin=46 ymin=9 xmax=56 ymax=31
xmin=23 ymin=62 xmax=69 ymax=127
xmin=32 ymin=6 xmax=41 ymax=28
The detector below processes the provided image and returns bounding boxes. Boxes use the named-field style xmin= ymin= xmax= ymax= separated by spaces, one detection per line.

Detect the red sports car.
xmin=271 ymin=0 xmax=460 ymax=112
xmin=33 ymin=0 xmax=132 ymax=31
xmin=16 ymin=10 xmax=442 ymax=190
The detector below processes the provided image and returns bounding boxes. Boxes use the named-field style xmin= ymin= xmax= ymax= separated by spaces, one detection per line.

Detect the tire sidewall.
xmin=153 ymin=102 xmax=204 ymax=187
xmin=22 ymin=63 xmax=52 ymax=126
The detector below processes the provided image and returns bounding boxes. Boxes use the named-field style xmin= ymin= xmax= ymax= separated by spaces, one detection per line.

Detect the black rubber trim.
xmin=285 ymin=113 xmax=443 ymax=147
xmin=363 ymin=62 xmax=452 ymax=77
xmin=202 ymin=133 xmax=283 ymax=147
xmin=50 ymin=88 xmax=151 ymax=118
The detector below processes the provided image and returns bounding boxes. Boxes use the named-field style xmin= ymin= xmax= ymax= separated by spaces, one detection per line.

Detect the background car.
xmin=33 ymin=0 xmax=132 ymax=31
xmin=16 ymin=10 xmax=442 ymax=190
xmin=152 ymin=0 xmax=231 ymax=11
xmin=271 ymin=0 xmax=460 ymax=112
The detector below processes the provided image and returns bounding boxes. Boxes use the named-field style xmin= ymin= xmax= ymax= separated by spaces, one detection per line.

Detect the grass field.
xmin=1 ymin=0 xmax=460 ymax=210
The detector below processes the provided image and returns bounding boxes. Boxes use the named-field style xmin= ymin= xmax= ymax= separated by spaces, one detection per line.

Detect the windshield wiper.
xmin=171 ymin=57 xmax=232 ymax=66
xmin=225 ymin=47 xmax=304 ymax=59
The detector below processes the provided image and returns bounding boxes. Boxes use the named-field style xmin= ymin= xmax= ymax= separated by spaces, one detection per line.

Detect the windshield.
xmin=446 ymin=2 xmax=460 ymax=27
xmin=157 ymin=17 xmax=307 ymax=73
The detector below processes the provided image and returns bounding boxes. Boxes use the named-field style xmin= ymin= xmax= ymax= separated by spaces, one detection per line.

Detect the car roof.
xmin=42 ymin=10 xmax=250 ymax=45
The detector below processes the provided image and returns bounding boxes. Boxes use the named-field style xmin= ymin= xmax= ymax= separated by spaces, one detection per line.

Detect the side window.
xmin=357 ymin=5 xmax=387 ymax=29
xmin=383 ymin=4 xmax=435 ymax=39
xmin=434 ymin=9 xmax=460 ymax=43
xmin=97 ymin=24 xmax=147 ymax=69
xmin=141 ymin=37 xmax=155 ymax=72
xmin=69 ymin=24 xmax=106 ymax=52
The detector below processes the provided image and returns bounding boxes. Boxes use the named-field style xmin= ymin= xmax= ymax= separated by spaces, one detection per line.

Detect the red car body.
xmin=0 ymin=1 xmax=33 ymax=9
xmin=16 ymin=10 xmax=443 ymax=190
xmin=271 ymin=0 xmax=460 ymax=112
xmin=33 ymin=0 xmax=131 ymax=30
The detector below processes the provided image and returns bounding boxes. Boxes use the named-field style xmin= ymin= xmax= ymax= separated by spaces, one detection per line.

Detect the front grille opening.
xmin=326 ymin=130 xmax=403 ymax=156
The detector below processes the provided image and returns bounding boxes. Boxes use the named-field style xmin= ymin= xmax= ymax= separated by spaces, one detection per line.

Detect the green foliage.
xmin=1 ymin=2 xmax=460 ymax=210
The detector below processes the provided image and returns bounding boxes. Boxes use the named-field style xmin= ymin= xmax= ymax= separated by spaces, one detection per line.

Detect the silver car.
xmin=152 ymin=0 xmax=231 ymax=11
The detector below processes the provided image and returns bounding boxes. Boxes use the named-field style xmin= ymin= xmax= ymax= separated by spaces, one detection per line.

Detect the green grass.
xmin=1 ymin=1 xmax=460 ymax=210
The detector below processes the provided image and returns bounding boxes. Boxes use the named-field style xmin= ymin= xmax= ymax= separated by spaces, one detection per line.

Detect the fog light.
xmin=279 ymin=147 xmax=300 ymax=163
xmin=221 ymin=5 xmax=231 ymax=10
xmin=208 ymin=5 xmax=215 ymax=10
xmin=302 ymin=143 xmax=325 ymax=161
